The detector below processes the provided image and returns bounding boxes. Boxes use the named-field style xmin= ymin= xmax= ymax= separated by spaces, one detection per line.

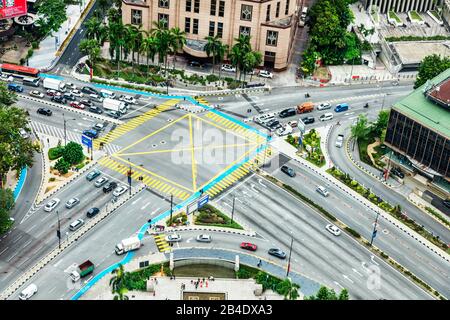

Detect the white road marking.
xmin=371 ymin=255 xmax=380 ymax=266
xmin=352 ymin=268 xmax=364 ymax=277
xmin=334 ymin=281 xmax=344 ymax=289
xmin=0 ymin=247 xmax=9 ymax=256
xmin=141 ymin=202 xmax=151 ymax=210
xmin=342 ymin=274 xmax=354 ymax=283
xmin=132 ymin=197 xmax=142 ymax=205
xmin=26 ymin=225 xmax=37 ymax=233
xmin=150 ymin=208 xmax=160 ymax=216
xmin=186 ymin=237 xmax=193 ymax=243
xmin=258 ymin=179 xmax=267 ymax=188
xmin=7 ymin=252 xmax=18 ymax=262
xmin=12 ymin=235 xmax=23 ymax=244
xmin=23 ymin=240 xmax=32 ymax=248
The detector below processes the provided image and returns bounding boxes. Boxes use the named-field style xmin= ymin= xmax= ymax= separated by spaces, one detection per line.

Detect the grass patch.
xmin=287 ymin=129 xmax=325 ymax=168
xmin=194 ymin=204 xmax=243 ymax=229
xmin=166 ymin=212 xmax=188 ymax=227
xmin=357 ymin=135 xmax=376 ymax=165
xmin=425 ymin=207 xmax=450 ymax=227
xmin=385 ymin=35 xmax=450 ymax=42
xmin=48 ymin=146 xmax=64 ymax=160
xmin=388 ymin=10 xmax=402 ymax=24
xmin=409 ymin=10 xmax=422 ymax=21
xmin=121 ymin=262 xmax=172 ymax=291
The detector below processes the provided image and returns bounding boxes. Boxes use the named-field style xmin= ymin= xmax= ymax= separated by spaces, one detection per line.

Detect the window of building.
xmin=266 ymin=4 xmax=271 ymax=22
xmin=193 ymin=18 xmax=199 ymax=34
xmin=139 ymin=261 xmax=149 ymax=268
xmin=285 ymin=0 xmax=290 ymax=15
xmin=210 ymin=0 xmax=217 ymax=15
xmin=276 ymin=2 xmax=280 ymax=18
xmin=159 ymin=0 xmax=169 ymax=9
xmin=217 ymin=22 xmax=223 ymax=38
xmin=186 ymin=0 xmax=192 ymax=12
xmin=241 ymin=4 xmax=252 ymax=21
xmin=158 ymin=13 xmax=169 ymax=28
xmin=209 ymin=21 xmax=215 ymax=36
xmin=266 ymin=30 xmax=278 ymax=46
xmin=239 ymin=26 xmax=251 ymax=37
xmin=219 ymin=1 xmax=225 ymax=17
xmin=185 ymin=17 xmax=191 ymax=33
xmin=194 ymin=0 xmax=200 ymax=13
xmin=131 ymin=9 xmax=142 ymax=25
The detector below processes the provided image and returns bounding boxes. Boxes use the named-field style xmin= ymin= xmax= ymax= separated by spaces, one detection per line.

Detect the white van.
xmin=19 ymin=283 xmax=38 ymax=300
xmin=100 ymin=89 xmax=116 ymax=99
xmin=319 ymin=113 xmax=334 ymax=121
xmin=69 ymin=218 xmax=84 ymax=231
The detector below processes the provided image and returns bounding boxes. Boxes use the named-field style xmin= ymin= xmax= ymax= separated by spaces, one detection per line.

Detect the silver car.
xmin=113 ymin=186 xmax=128 ymax=197
xmin=94 ymin=176 xmax=109 ymax=187
xmin=196 ymin=234 xmax=212 ymax=243
xmin=165 ymin=234 xmax=182 ymax=242
xmin=65 ymin=197 xmax=80 ymax=209
xmin=316 ymin=186 xmax=329 ymax=197
xmin=69 ymin=219 xmax=84 ymax=231
xmin=44 ymin=198 xmax=60 ymax=212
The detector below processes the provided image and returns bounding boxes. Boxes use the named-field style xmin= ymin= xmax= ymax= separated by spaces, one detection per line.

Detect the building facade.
xmin=363 ymin=0 xmax=443 ymax=13
xmin=385 ymin=69 xmax=450 ymax=182
xmin=122 ymin=0 xmax=302 ymax=70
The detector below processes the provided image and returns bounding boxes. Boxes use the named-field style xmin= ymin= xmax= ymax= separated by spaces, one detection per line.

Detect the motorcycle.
xmin=305 ymin=93 xmax=310 ymax=98
xmin=364 ymin=103 xmax=369 ymax=108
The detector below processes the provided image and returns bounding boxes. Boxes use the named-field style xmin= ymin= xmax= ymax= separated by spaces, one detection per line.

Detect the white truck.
xmin=43 ymin=78 xmax=66 ymax=92
xmin=103 ymin=98 xmax=127 ymax=114
xmin=115 ymin=236 xmax=141 ymax=255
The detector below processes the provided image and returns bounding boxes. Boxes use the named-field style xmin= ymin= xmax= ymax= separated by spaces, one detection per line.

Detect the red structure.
xmin=0 ymin=63 xmax=39 ymax=78
xmin=0 ymin=0 xmax=28 ymax=20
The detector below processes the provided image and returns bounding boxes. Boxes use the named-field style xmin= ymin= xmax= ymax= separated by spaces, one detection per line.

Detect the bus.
xmin=22 ymin=77 xmax=41 ymax=87
xmin=0 ymin=63 xmax=40 ymax=79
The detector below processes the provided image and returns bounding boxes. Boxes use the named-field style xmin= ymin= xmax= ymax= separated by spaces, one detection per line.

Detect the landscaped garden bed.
xmin=286 ymin=129 xmax=325 ymax=167
xmin=194 ymin=204 xmax=243 ymax=229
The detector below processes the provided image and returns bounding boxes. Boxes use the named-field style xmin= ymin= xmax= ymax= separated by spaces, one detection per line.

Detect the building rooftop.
xmin=393 ymin=68 xmax=450 ymax=138
xmin=427 ymin=76 xmax=450 ymax=110
xmin=391 ymin=41 xmax=450 ymax=66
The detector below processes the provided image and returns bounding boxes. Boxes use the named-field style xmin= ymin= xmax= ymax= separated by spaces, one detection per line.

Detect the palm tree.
xmin=110 ymin=264 xmax=126 ymax=293
xmin=169 ymin=27 xmax=186 ymax=69
xmin=228 ymin=45 xmax=242 ymax=81
xmin=113 ymin=287 xmax=129 ymax=300
xmin=204 ymin=35 xmax=223 ymax=74
xmin=350 ymin=114 xmax=370 ymax=150
xmin=230 ymin=35 xmax=252 ymax=80
xmin=141 ymin=35 xmax=158 ymax=72
xmin=276 ymin=278 xmax=300 ymax=300
xmin=79 ymin=39 xmax=101 ymax=69
xmin=151 ymin=20 xmax=171 ymax=69
xmin=242 ymin=50 xmax=262 ymax=85
xmin=85 ymin=17 xmax=101 ymax=41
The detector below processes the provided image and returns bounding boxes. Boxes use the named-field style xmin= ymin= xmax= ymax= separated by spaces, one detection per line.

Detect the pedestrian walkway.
xmin=28 ymin=1 xmax=91 ymax=70
xmin=153 ymin=234 xmax=171 ymax=253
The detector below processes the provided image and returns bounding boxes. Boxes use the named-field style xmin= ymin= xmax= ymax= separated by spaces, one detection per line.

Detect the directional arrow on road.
xmin=258 ymin=179 xmax=267 ymax=188
xmin=371 ymin=255 xmax=380 ymax=266
xmin=352 ymin=268 xmax=363 ymax=277
xmin=342 ymin=274 xmax=354 ymax=283
xmin=250 ymin=184 xmax=259 ymax=194
xmin=334 ymin=281 xmax=344 ymax=289
xmin=186 ymin=237 xmax=193 ymax=243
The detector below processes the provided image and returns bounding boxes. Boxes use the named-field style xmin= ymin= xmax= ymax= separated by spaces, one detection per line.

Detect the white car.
xmin=0 ymin=74 xmax=14 ymax=82
xmin=29 ymin=90 xmax=44 ymax=98
xmin=94 ymin=176 xmax=109 ymax=187
xmin=287 ymin=120 xmax=298 ymax=128
xmin=19 ymin=128 xmax=29 ymax=139
xmin=119 ymin=95 xmax=137 ymax=104
xmin=335 ymin=134 xmax=344 ymax=148
xmin=316 ymin=186 xmax=329 ymax=197
xmin=276 ymin=124 xmax=293 ymax=136
xmin=44 ymin=198 xmax=60 ymax=212
xmin=221 ymin=64 xmax=236 ymax=72
xmin=65 ymin=197 xmax=80 ymax=209
xmin=70 ymin=89 xmax=83 ymax=97
xmin=319 ymin=113 xmax=334 ymax=121
xmin=93 ymin=123 xmax=105 ymax=131
xmin=18 ymin=283 xmax=38 ymax=300
xmin=317 ymin=103 xmax=331 ymax=110
xmin=113 ymin=185 xmax=128 ymax=197
xmin=326 ymin=224 xmax=341 ymax=236
xmin=258 ymin=70 xmax=273 ymax=79
xmin=196 ymin=234 xmax=212 ymax=243
xmin=165 ymin=233 xmax=182 ymax=242
xmin=66 ymin=82 xmax=77 ymax=90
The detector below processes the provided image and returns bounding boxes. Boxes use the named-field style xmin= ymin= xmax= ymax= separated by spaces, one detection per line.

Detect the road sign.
xmin=298 ymin=119 xmax=306 ymax=134
xmin=186 ymin=201 xmax=198 ymax=215
xmin=198 ymin=194 xmax=209 ymax=208
xmin=372 ymin=230 xmax=377 ymax=239
xmin=81 ymin=134 xmax=92 ymax=148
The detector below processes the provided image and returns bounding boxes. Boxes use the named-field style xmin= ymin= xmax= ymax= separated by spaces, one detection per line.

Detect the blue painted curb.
xmin=13 ymin=167 xmax=27 ymax=202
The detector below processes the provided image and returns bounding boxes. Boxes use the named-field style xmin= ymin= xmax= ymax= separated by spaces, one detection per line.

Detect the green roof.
xmin=393 ymin=68 xmax=450 ymax=138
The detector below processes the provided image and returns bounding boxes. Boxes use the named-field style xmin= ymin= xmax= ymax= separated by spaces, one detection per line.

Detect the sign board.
xmin=297 ymin=119 xmax=306 ymax=134
xmin=186 ymin=201 xmax=198 ymax=215
xmin=0 ymin=0 xmax=27 ymax=20
xmin=198 ymin=194 xmax=209 ymax=209
xmin=81 ymin=134 xmax=92 ymax=149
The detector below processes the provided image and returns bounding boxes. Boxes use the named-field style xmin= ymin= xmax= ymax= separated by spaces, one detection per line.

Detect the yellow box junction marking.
xmin=94 ymin=99 xmax=179 ymax=150
xmin=153 ymin=234 xmax=170 ymax=252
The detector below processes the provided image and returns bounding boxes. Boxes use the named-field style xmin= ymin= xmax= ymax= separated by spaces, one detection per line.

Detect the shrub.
xmin=62 ymin=141 xmax=84 ymax=165
xmin=54 ymin=158 xmax=70 ymax=174
xmin=48 ymin=146 xmax=64 ymax=160
xmin=344 ymin=227 xmax=361 ymax=238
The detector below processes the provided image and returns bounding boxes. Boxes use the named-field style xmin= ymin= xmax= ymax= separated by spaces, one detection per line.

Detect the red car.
xmin=70 ymin=101 xmax=85 ymax=109
xmin=46 ymin=89 xmax=60 ymax=97
xmin=240 ymin=242 xmax=257 ymax=251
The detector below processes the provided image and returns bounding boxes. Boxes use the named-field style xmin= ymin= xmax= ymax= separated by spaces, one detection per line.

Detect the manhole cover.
xmin=218 ymin=97 xmax=223 ymax=101
xmin=160 ymin=140 xmax=166 ymax=144
xmin=152 ymin=144 xmax=157 ymax=148
xmin=167 ymin=118 xmax=173 ymax=122
xmin=382 ymin=229 xmax=389 ymax=234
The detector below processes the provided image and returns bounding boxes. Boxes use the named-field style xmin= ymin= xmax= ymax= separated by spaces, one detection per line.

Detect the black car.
xmin=301 ymin=116 xmax=315 ymax=124
xmin=86 ymin=207 xmax=100 ymax=218
xmin=281 ymin=165 xmax=296 ymax=177
xmin=81 ymin=86 xmax=99 ymax=95
xmin=106 ymin=110 xmax=121 ymax=119
xmin=37 ymin=108 xmax=52 ymax=116
xmin=443 ymin=199 xmax=450 ymax=209
xmin=51 ymin=95 xmax=66 ymax=104
xmin=63 ymin=93 xmax=76 ymax=101
xmin=390 ymin=167 xmax=404 ymax=179
xmin=268 ymin=248 xmax=287 ymax=259
xmin=89 ymin=105 xmax=103 ymax=114
xmin=103 ymin=181 xmax=118 ymax=193
xmin=266 ymin=119 xmax=280 ymax=128
xmin=279 ymin=108 xmax=296 ymax=118
xmin=80 ymin=99 xmax=93 ymax=107
xmin=189 ymin=61 xmax=204 ymax=68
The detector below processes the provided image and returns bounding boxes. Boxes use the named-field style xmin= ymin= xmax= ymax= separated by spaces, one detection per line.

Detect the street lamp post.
xmin=56 ymin=210 xmax=61 ymax=249
xmin=370 ymin=212 xmax=380 ymax=246
xmin=128 ymin=158 xmax=132 ymax=195
xmin=169 ymin=194 xmax=174 ymax=225
xmin=286 ymin=233 xmax=294 ymax=277
xmin=62 ymin=113 xmax=76 ymax=146
xmin=231 ymin=195 xmax=235 ymax=225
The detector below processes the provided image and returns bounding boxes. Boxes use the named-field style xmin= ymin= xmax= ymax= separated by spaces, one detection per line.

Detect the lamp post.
xmin=231 ymin=195 xmax=235 ymax=225
xmin=56 ymin=210 xmax=61 ymax=249
xmin=169 ymin=194 xmax=174 ymax=225
xmin=62 ymin=113 xmax=76 ymax=146
xmin=286 ymin=232 xmax=294 ymax=277
xmin=370 ymin=212 xmax=380 ymax=246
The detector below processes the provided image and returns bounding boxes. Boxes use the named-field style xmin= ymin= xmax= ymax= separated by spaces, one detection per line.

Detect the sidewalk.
xmin=28 ymin=1 xmax=90 ymax=70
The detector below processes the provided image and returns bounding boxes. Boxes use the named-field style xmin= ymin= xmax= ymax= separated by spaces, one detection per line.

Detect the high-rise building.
xmin=121 ymin=0 xmax=302 ymax=70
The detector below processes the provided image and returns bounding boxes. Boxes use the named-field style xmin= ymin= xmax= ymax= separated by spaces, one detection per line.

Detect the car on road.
xmin=279 ymin=108 xmax=296 ymax=118
xmin=82 ymin=129 xmax=98 ymax=139
xmin=390 ymin=167 xmax=404 ymax=179
xmin=166 ymin=233 xmax=182 ymax=242
xmin=103 ymin=181 xmax=118 ymax=193
xmin=66 ymin=82 xmax=77 ymax=90
xmin=196 ymin=234 xmax=212 ymax=243
xmin=319 ymin=113 xmax=333 ymax=121
xmin=7 ymin=83 xmax=23 ymax=92
xmin=316 ymin=185 xmax=329 ymax=197
xmin=63 ymin=92 xmax=76 ymax=101
xmin=221 ymin=64 xmax=236 ymax=72
xmin=317 ymin=103 xmax=331 ymax=111
xmin=335 ymin=134 xmax=344 ymax=148
xmin=86 ymin=169 xmax=101 ymax=181
xmin=0 ymin=74 xmax=14 ymax=82
xmin=281 ymin=165 xmax=296 ymax=177
xmin=70 ymin=101 xmax=85 ymax=109
xmin=81 ymin=86 xmax=99 ymax=95
xmin=86 ymin=207 xmax=100 ymax=218
xmin=69 ymin=218 xmax=84 ymax=231
xmin=18 ymin=284 xmax=38 ymax=300
xmin=287 ymin=120 xmax=298 ymax=128
xmin=189 ymin=61 xmax=204 ymax=68
xmin=94 ymin=176 xmax=109 ymax=187
xmin=65 ymin=197 xmax=80 ymax=209
xmin=29 ymin=90 xmax=44 ymax=98
xmin=442 ymin=199 xmax=450 ymax=209
xmin=113 ymin=185 xmax=128 ymax=197
xmin=106 ymin=110 xmax=121 ymax=119
xmin=80 ymin=99 xmax=93 ymax=107
xmin=325 ymin=224 xmax=341 ymax=236
xmin=240 ymin=242 xmax=257 ymax=251
xmin=70 ymin=89 xmax=83 ymax=97
xmin=301 ymin=116 xmax=315 ymax=124
xmin=266 ymin=119 xmax=281 ymax=130
xmin=334 ymin=103 xmax=349 ymax=113
xmin=89 ymin=93 xmax=103 ymax=102
xmin=44 ymin=198 xmax=60 ymax=212
xmin=37 ymin=108 xmax=52 ymax=116
xmin=276 ymin=124 xmax=293 ymax=136
xmin=93 ymin=123 xmax=105 ymax=131
xmin=46 ymin=89 xmax=61 ymax=97
xmin=268 ymin=248 xmax=286 ymax=259
xmin=119 ymin=95 xmax=137 ymax=104
xmin=51 ymin=95 xmax=66 ymax=104
xmin=258 ymin=70 xmax=273 ymax=79
xmin=89 ymin=105 xmax=103 ymax=114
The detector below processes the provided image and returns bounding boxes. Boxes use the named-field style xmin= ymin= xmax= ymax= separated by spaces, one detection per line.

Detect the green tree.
xmin=84 ymin=16 xmax=102 ymax=41
xmin=373 ymin=110 xmax=390 ymax=136
xmin=151 ymin=20 xmax=171 ymax=69
xmin=0 ymin=188 xmax=14 ymax=234
xmin=110 ymin=264 xmax=127 ymax=300
xmin=414 ymin=54 xmax=450 ymax=89
xmin=169 ymin=27 xmax=187 ymax=69
xmin=79 ymin=39 xmax=101 ymax=68
xmin=54 ymin=158 xmax=70 ymax=174
xmin=140 ymin=36 xmax=159 ymax=72
xmin=276 ymin=278 xmax=300 ymax=300
xmin=242 ymin=50 xmax=262 ymax=85
xmin=306 ymin=286 xmax=349 ymax=300
xmin=0 ymin=104 xmax=37 ymax=188
xmin=35 ymin=0 xmax=67 ymax=37
xmin=62 ymin=142 xmax=84 ymax=165
xmin=0 ymin=83 xmax=17 ymax=105
xmin=351 ymin=114 xmax=371 ymax=143
xmin=339 ymin=288 xmax=349 ymax=300
xmin=205 ymin=35 xmax=223 ymax=75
